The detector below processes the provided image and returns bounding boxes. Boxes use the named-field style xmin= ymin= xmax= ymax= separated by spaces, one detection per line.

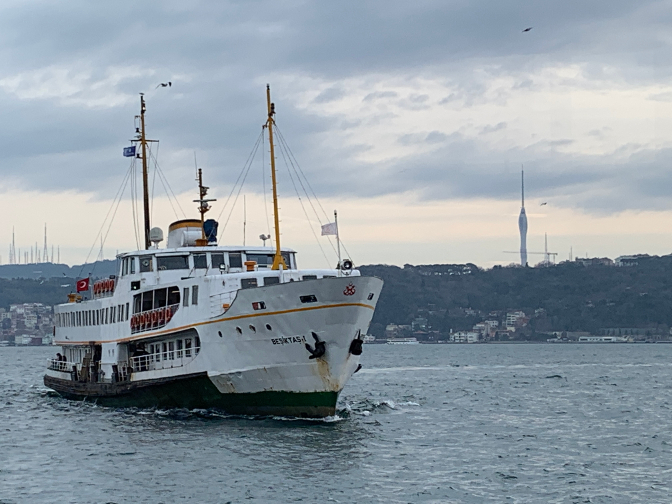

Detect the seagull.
xmin=156 ymin=82 xmax=172 ymax=89
xmin=540 ymin=202 xmax=547 ymax=206
xmin=522 ymin=27 xmax=533 ymax=32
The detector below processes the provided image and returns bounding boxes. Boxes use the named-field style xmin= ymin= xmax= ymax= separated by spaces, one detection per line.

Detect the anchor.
xmin=305 ymin=332 xmax=326 ymax=359
xmin=349 ymin=329 xmax=364 ymax=356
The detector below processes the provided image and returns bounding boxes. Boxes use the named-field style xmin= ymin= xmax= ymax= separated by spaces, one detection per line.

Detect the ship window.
xmin=193 ymin=253 xmax=207 ymax=269
xmin=241 ymin=278 xmax=258 ymax=289
xmin=266 ymin=324 xmax=272 ymax=331
xmin=249 ymin=324 xmax=256 ymax=333
xmin=125 ymin=303 xmax=129 ymax=321
xmin=229 ymin=252 xmax=243 ymax=268
xmin=157 ymin=255 xmax=188 ymax=271
xmin=282 ymin=252 xmax=292 ymax=269
xmin=183 ymin=288 xmax=189 ymax=307
xmin=139 ymin=256 xmax=153 ymax=273
xmin=236 ymin=326 xmax=242 ymax=334
xmin=263 ymin=276 xmax=280 ymax=286
xmin=195 ymin=335 xmax=200 ymax=351
xmin=185 ymin=338 xmax=192 ymax=357
xmin=211 ymin=253 xmax=225 ymax=269
xmin=155 ymin=344 xmax=160 ymax=362
xmin=168 ymin=287 xmax=180 ymax=306
xmin=192 ymin=286 xmax=199 ymax=305
xmin=302 ymin=275 xmax=317 ymax=281
xmin=154 ymin=288 xmax=167 ymax=308
xmin=105 ymin=308 xmax=109 ymax=324
xmin=300 ymin=295 xmax=318 ymax=304
xmin=141 ymin=291 xmax=153 ymax=312
xmin=111 ymin=306 xmax=115 ymax=323
xmin=168 ymin=341 xmax=175 ymax=360
xmin=246 ymin=254 xmax=273 ymax=268
xmin=130 ymin=257 xmax=136 ymax=274
xmin=122 ymin=258 xmax=128 ymax=276
xmin=176 ymin=339 xmax=183 ymax=358
xmin=162 ymin=342 xmax=168 ymax=361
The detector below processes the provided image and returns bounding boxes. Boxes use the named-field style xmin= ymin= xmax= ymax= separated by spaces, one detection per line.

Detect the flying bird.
xmin=522 ymin=27 xmax=533 ymax=32
xmin=156 ymin=82 xmax=172 ymax=89
xmin=540 ymin=202 xmax=547 ymax=206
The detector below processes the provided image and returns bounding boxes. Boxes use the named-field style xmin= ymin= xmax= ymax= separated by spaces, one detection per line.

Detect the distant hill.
xmin=0 ymin=260 xmax=117 ymax=280
xmin=360 ymin=255 xmax=672 ymax=338
xmin=2 ymin=256 xmax=672 ymax=336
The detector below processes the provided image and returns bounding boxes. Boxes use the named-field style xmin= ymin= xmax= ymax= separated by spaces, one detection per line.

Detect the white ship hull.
xmin=45 ymin=274 xmax=382 ymax=417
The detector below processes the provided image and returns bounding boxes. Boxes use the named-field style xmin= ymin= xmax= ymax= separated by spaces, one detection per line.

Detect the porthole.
xmin=265 ymin=324 xmax=272 ymax=331
xmin=236 ymin=326 xmax=242 ymax=334
xmin=218 ymin=331 xmax=223 ymax=338
xmin=367 ymin=293 xmax=375 ymax=300
xmin=222 ymin=280 xmax=226 ymax=286
xmin=249 ymin=324 xmax=256 ymax=333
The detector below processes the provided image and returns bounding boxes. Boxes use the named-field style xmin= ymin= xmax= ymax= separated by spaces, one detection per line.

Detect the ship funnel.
xmin=166 ymin=219 xmax=203 ymax=248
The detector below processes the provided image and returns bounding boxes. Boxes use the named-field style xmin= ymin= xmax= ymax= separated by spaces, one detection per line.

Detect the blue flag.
xmin=123 ymin=146 xmax=136 ymax=157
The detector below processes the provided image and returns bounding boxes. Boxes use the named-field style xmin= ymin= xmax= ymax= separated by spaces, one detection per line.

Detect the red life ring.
xmin=109 ymin=279 xmax=115 ymax=292
xmin=93 ymin=283 xmax=99 ymax=295
xmin=158 ymin=309 xmax=165 ymax=325
xmin=130 ymin=315 xmax=137 ymax=330
xmin=151 ymin=310 xmax=158 ymax=326
xmin=139 ymin=312 xmax=146 ymax=328
xmin=105 ymin=279 xmax=111 ymax=292
xmin=165 ymin=307 xmax=172 ymax=323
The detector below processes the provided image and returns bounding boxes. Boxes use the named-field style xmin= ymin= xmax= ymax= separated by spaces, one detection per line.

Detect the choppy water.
xmin=1 ymin=344 xmax=671 ymax=503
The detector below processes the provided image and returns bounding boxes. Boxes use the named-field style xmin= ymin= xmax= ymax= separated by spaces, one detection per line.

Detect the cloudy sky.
xmin=2 ymin=0 xmax=672 ymax=268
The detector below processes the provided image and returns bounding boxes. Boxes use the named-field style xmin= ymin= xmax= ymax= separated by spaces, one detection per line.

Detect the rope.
xmin=275 ymin=135 xmax=331 ymax=266
xmin=78 ymin=161 xmax=134 ymax=278
xmin=215 ymin=131 xmax=264 ymax=240
xmin=261 ymin=132 xmax=273 ymax=247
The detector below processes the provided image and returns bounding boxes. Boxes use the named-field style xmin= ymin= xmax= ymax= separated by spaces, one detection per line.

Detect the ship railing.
xmin=130 ymin=304 xmax=179 ymax=334
xmin=47 ymin=358 xmax=76 ymax=373
xmin=129 ymin=344 xmax=201 ymax=373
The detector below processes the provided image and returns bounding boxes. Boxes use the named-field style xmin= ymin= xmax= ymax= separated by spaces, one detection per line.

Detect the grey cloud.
xmin=363 ymin=91 xmax=398 ymax=102
xmin=398 ymin=130 xmax=448 ymax=146
xmin=1 ymin=0 xmax=671 ymax=219
xmin=480 ymin=122 xmax=507 ymax=134
xmin=313 ymin=86 xmax=345 ymax=103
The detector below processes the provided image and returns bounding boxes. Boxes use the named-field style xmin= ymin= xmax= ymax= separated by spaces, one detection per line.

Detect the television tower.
xmin=518 ymin=168 xmax=528 ymax=266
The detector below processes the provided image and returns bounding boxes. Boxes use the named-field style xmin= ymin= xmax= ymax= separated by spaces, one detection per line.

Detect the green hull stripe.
xmin=44 ymin=373 xmax=339 ymax=418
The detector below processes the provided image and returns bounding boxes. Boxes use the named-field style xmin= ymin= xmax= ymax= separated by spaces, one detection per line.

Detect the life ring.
xmin=105 ymin=279 xmax=111 ymax=292
xmin=151 ymin=310 xmax=158 ymax=326
xmin=109 ymin=279 xmax=115 ymax=292
xmin=139 ymin=312 xmax=146 ymax=329
xmin=130 ymin=315 xmax=137 ymax=330
xmin=158 ymin=309 xmax=165 ymax=325
xmin=93 ymin=283 xmax=99 ymax=295
xmin=165 ymin=307 xmax=172 ymax=323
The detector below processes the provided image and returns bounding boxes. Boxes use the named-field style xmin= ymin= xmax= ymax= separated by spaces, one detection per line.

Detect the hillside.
xmin=360 ymin=255 xmax=672 ymax=338
xmin=2 ymin=257 xmax=671 ymax=337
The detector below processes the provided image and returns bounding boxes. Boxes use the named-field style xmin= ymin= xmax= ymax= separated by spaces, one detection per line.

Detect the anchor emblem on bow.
xmin=343 ymin=283 xmax=356 ymax=296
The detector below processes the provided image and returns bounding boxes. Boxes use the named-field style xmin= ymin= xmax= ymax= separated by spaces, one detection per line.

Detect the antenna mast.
xmin=139 ymin=95 xmax=151 ymax=249
xmin=265 ymin=85 xmax=287 ymax=271
xmin=194 ymin=168 xmax=216 ymax=245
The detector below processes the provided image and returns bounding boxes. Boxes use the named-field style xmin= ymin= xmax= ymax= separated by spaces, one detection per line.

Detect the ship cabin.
xmin=50 ymin=243 xmax=354 ymax=385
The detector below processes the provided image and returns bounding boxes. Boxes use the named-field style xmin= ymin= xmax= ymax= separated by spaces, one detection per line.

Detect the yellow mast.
xmin=140 ymin=94 xmax=151 ymax=249
xmin=266 ymin=85 xmax=287 ymax=270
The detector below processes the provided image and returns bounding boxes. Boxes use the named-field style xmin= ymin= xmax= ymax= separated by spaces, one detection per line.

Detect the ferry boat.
xmin=44 ymin=87 xmax=383 ymax=418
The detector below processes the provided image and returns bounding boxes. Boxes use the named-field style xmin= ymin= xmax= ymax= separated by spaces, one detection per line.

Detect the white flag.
xmin=321 ymin=222 xmax=337 ymax=236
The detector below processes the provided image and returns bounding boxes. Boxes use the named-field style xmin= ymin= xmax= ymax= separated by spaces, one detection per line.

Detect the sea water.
xmin=1 ymin=344 xmax=671 ymax=503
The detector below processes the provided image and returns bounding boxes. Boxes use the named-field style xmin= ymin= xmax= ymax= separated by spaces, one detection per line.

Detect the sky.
xmin=2 ymin=0 xmax=672 ymax=269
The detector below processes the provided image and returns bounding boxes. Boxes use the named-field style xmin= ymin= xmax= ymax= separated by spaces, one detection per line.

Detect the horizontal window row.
xmin=57 ymin=303 xmax=130 ymax=328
